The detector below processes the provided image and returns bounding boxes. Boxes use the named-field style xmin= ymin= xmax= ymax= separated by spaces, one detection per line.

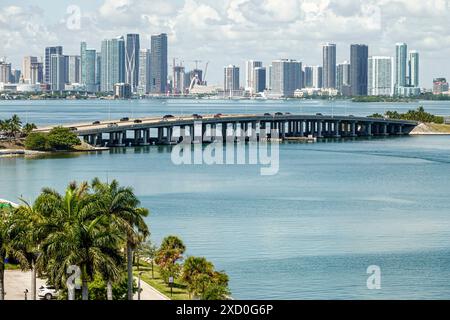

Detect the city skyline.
xmin=0 ymin=0 xmax=449 ymax=87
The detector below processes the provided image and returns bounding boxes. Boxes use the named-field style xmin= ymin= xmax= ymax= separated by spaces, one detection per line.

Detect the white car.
xmin=38 ymin=285 xmax=58 ymax=300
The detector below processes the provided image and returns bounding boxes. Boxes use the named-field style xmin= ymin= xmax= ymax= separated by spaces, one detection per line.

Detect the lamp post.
xmin=169 ymin=276 xmax=174 ymax=297
xmin=137 ymin=272 xmax=143 ymax=300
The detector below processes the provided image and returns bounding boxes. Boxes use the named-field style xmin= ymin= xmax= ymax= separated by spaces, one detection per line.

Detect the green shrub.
xmin=47 ymin=127 xmax=81 ymax=150
xmin=24 ymin=132 xmax=49 ymax=150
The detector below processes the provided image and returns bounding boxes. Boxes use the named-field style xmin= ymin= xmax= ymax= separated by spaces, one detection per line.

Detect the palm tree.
xmin=155 ymin=236 xmax=186 ymax=284
xmin=9 ymin=115 xmax=22 ymax=139
xmin=37 ymin=182 xmax=124 ymax=300
xmin=136 ymin=240 xmax=157 ymax=279
xmin=182 ymin=256 xmax=214 ymax=299
xmin=91 ymin=178 xmax=149 ymax=300
xmin=22 ymin=123 xmax=37 ymax=136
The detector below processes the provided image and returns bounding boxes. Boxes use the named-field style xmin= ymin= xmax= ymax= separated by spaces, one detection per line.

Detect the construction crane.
xmin=192 ymin=60 xmax=202 ymax=70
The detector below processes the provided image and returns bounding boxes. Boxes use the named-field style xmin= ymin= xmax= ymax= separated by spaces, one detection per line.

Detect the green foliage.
xmin=88 ymin=274 xmax=137 ymax=300
xmin=24 ymin=132 xmax=49 ymax=150
xmin=156 ymin=236 xmax=186 ymax=283
xmin=372 ymin=107 xmax=444 ymax=124
xmin=47 ymin=127 xmax=81 ymax=150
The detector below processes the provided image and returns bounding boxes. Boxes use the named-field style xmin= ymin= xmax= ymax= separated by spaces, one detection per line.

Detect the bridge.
xmin=35 ymin=114 xmax=418 ymax=147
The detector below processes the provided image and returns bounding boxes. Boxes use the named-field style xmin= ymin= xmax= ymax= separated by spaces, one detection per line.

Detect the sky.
xmin=1 ymin=0 xmax=449 ymax=88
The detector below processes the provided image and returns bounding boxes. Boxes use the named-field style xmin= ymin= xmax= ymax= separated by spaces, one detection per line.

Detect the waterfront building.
xmin=270 ymin=59 xmax=302 ymax=97
xmin=150 ymin=33 xmax=168 ymax=94
xmin=49 ymin=54 xmax=67 ymax=91
xmin=397 ymin=86 xmax=420 ymax=97
xmin=395 ymin=43 xmax=408 ymax=91
xmin=368 ymin=56 xmax=394 ymax=96
xmin=433 ymin=78 xmax=449 ymax=94
xmin=100 ymin=36 xmax=125 ymax=92
xmin=22 ymin=56 xmax=38 ymax=83
xmin=30 ymin=62 xmax=43 ymax=84
xmin=408 ymin=50 xmax=419 ymax=87
xmin=96 ymin=53 xmax=101 ymax=90
xmin=173 ymin=65 xmax=186 ymax=94
xmin=322 ymin=43 xmax=336 ymax=89
xmin=224 ymin=65 xmax=240 ymax=93
xmin=114 ymin=83 xmax=132 ymax=99
xmin=303 ymin=66 xmax=313 ymax=88
xmin=268 ymin=65 xmax=272 ymax=90
xmin=125 ymin=34 xmax=140 ymax=92
xmin=311 ymin=66 xmax=323 ymax=89
xmin=0 ymin=61 xmax=12 ymax=84
xmin=245 ymin=60 xmax=263 ymax=94
xmin=81 ymin=42 xmax=98 ymax=92
xmin=67 ymin=55 xmax=80 ymax=84
xmin=336 ymin=61 xmax=350 ymax=94
xmin=350 ymin=44 xmax=369 ymax=96
xmin=11 ymin=69 xmax=21 ymax=84
xmin=253 ymin=67 xmax=266 ymax=93
xmin=138 ymin=49 xmax=151 ymax=95
xmin=44 ymin=46 xmax=63 ymax=84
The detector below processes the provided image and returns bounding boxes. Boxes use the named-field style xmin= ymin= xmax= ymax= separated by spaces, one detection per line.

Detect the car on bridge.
xmin=108 ymin=123 xmax=118 ymax=128
xmin=214 ymin=113 xmax=223 ymax=118
xmin=92 ymin=121 xmax=101 ymax=125
xmin=264 ymin=113 xmax=272 ymax=116
xmin=69 ymin=127 xmax=78 ymax=131
xmin=275 ymin=112 xmax=283 ymax=116
xmin=120 ymin=117 xmax=129 ymax=122
xmin=163 ymin=115 xmax=174 ymax=119
xmin=134 ymin=119 xmax=142 ymax=124
xmin=192 ymin=114 xmax=203 ymax=119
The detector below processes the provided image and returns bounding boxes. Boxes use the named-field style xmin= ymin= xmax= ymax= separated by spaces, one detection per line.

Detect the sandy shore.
xmin=410 ymin=123 xmax=450 ymax=135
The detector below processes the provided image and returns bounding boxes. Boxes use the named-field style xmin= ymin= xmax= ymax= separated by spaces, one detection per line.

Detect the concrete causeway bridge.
xmin=35 ymin=113 xmax=418 ymax=147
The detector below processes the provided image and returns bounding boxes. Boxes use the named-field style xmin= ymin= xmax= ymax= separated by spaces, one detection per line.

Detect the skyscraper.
xmin=336 ymin=61 xmax=351 ymax=93
xmin=150 ymin=33 xmax=168 ymax=94
xmin=67 ymin=55 xmax=80 ymax=84
xmin=350 ymin=44 xmax=369 ymax=96
xmin=50 ymin=54 xmax=67 ymax=91
xmin=138 ymin=49 xmax=151 ymax=95
xmin=395 ymin=43 xmax=408 ymax=89
xmin=0 ymin=61 xmax=12 ymax=83
xmin=80 ymin=42 xmax=98 ymax=91
xmin=408 ymin=50 xmax=419 ymax=87
xmin=253 ymin=67 xmax=266 ymax=93
xmin=22 ymin=56 xmax=38 ymax=83
xmin=30 ymin=62 xmax=44 ymax=84
xmin=125 ymin=34 xmax=140 ymax=92
xmin=270 ymin=59 xmax=302 ymax=97
xmin=173 ymin=65 xmax=185 ymax=94
xmin=322 ymin=43 xmax=336 ymax=89
xmin=224 ymin=65 xmax=240 ymax=92
xmin=312 ymin=66 xmax=323 ymax=89
xmin=303 ymin=66 xmax=313 ymax=88
xmin=45 ymin=46 xmax=63 ymax=84
xmin=245 ymin=60 xmax=263 ymax=94
xmin=96 ymin=53 xmax=101 ymax=89
xmin=368 ymin=56 xmax=394 ymax=96
xmin=101 ymin=36 xmax=125 ymax=92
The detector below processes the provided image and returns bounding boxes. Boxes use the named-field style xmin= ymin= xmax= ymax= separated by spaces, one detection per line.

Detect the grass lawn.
xmin=134 ymin=263 xmax=191 ymax=300
xmin=427 ymin=123 xmax=450 ymax=133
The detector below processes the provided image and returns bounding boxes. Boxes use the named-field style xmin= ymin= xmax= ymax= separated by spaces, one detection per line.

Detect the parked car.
xmin=120 ymin=117 xmax=129 ymax=122
xmin=38 ymin=285 xmax=58 ymax=300
xmin=134 ymin=119 xmax=142 ymax=124
xmin=92 ymin=121 xmax=100 ymax=125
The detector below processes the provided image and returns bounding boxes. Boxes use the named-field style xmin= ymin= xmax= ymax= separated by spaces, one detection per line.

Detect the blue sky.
xmin=1 ymin=0 xmax=449 ymax=87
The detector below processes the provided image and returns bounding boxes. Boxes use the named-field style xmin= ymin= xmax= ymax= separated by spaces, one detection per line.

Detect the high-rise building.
xmin=67 ymin=55 xmax=80 ymax=84
xmin=408 ymin=50 xmax=419 ymax=87
xmin=11 ymin=69 xmax=21 ymax=84
xmin=268 ymin=65 xmax=273 ymax=90
xmin=80 ymin=42 xmax=98 ymax=91
xmin=245 ymin=60 xmax=263 ymax=94
xmin=138 ymin=49 xmax=151 ymax=95
xmin=101 ymin=36 xmax=125 ymax=92
xmin=433 ymin=78 xmax=449 ymax=94
xmin=50 ymin=54 xmax=67 ymax=91
xmin=368 ymin=56 xmax=394 ymax=96
xmin=253 ymin=67 xmax=266 ymax=93
xmin=125 ymin=34 xmax=140 ymax=92
xmin=45 ymin=46 xmax=63 ymax=84
xmin=173 ymin=65 xmax=185 ymax=94
xmin=30 ymin=62 xmax=43 ymax=84
xmin=312 ymin=66 xmax=323 ymax=89
xmin=303 ymin=66 xmax=313 ymax=88
xmin=395 ymin=43 xmax=408 ymax=90
xmin=0 ymin=61 xmax=12 ymax=83
xmin=22 ymin=56 xmax=38 ymax=83
xmin=322 ymin=43 xmax=336 ymax=89
xmin=224 ymin=65 xmax=240 ymax=92
xmin=96 ymin=53 xmax=101 ymax=89
xmin=150 ymin=33 xmax=168 ymax=94
xmin=270 ymin=59 xmax=302 ymax=97
xmin=336 ymin=61 xmax=351 ymax=94
xmin=350 ymin=44 xmax=369 ymax=96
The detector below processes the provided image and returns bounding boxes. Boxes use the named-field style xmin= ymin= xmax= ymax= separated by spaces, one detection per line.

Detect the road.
xmin=4 ymin=270 xmax=168 ymax=300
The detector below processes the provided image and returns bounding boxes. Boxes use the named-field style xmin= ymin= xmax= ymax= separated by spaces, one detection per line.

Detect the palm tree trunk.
xmin=127 ymin=241 xmax=133 ymax=300
xmin=0 ymin=259 xmax=5 ymax=301
xmin=31 ymin=259 xmax=36 ymax=300
xmin=107 ymin=280 xmax=113 ymax=300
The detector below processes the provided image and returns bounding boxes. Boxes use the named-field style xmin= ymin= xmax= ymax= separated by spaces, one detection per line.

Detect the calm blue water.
xmin=1 ymin=99 xmax=450 ymax=299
